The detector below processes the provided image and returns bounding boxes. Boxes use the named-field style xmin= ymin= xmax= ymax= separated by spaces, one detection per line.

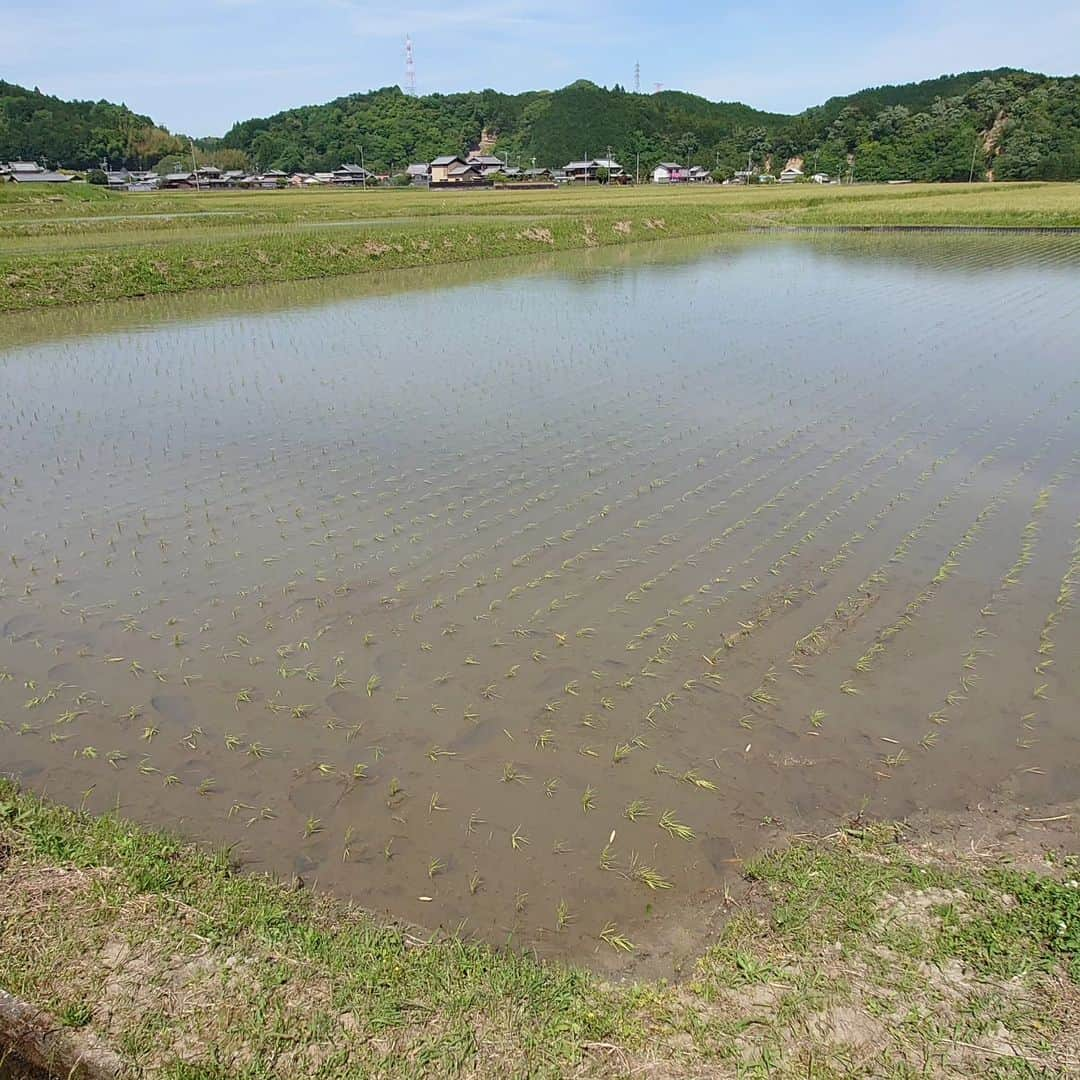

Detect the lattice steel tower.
xmin=405 ymin=35 xmax=417 ymax=95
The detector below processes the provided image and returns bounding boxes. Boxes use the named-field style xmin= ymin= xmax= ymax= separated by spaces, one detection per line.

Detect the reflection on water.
xmin=2 ymin=233 xmax=1079 ymax=966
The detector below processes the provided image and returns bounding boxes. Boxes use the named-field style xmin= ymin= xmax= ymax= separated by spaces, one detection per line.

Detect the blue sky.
xmin=5 ymin=0 xmax=1078 ymax=136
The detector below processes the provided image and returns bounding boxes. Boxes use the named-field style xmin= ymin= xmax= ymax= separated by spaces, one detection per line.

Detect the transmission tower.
xmin=634 ymin=61 xmax=640 ymax=93
xmin=653 ymin=82 xmax=664 ymax=94
xmin=404 ymin=35 xmax=417 ymax=96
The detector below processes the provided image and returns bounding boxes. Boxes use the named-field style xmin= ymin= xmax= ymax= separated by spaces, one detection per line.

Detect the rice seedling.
xmin=555 ymin=899 xmax=574 ymax=930
xmin=599 ymin=921 xmax=635 ymax=952
xmin=510 ymin=825 xmax=529 ymax=850
xmin=427 ymin=857 xmax=445 ymax=879
xmin=625 ymin=853 xmax=674 ymax=890
xmin=501 ymin=763 xmax=529 ymax=784
xmin=658 ymin=810 xmax=695 ymax=842
xmin=681 ymin=770 xmax=717 ymax=791
xmin=581 ymin=786 xmax=597 ymax=813
xmin=366 ymin=674 xmax=381 ymax=697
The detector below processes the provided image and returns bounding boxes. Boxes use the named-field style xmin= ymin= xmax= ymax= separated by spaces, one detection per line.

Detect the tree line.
xmin=3 ymin=70 xmax=1079 ymax=182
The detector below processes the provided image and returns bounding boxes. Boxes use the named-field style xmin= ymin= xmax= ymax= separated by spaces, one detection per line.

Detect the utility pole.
xmin=360 ymin=146 xmax=366 ymax=189
xmin=636 ymin=150 xmax=640 ymax=186
xmin=968 ymin=135 xmax=980 ymax=184
xmin=190 ymin=140 xmax=200 ymax=191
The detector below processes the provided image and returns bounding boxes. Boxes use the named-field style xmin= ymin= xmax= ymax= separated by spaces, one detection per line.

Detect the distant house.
xmin=406 ymin=163 xmax=430 ymax=185
xmin=810 ymin=172 xmax=832 ymax=184
xmin=161 ymin=172 xmax=196 ymax=189
xmin=563 ymin=158 xmax=624 ymax=181
xmin=429 ymin=155 xmax=467 ymax=183
xmin=2 ymin=161 xmax=43 ymax=176
xmin=779 ymin=166 xmax=804 ymax=183
xmin=429 ymin=155 xmax=486 ymax=185
xmin=126 ymin=172 xmax=160 ymax=192
xmin=651 ymin=162 xmax=688 ymax=183
xmin=467 ymin=154 xmax=506 ymax=170
xmin=728 ymin=170 xmax=755 ymax=185
xmin=522 ymin=167 xmax=550 ymax=179
xmin=104 ymin=168 xmax=159 ymax=190
xmin=251 ymin=169 xmax=288 ymax=188
xmin=687 ymin=165 xmax=712 ymax=183
xmin=332 ymin=164 xmax=375 ymax=185
xmin=3 ymin=161 xmax=72 ymax=184
xmin=448 ymin=161 xmax=483 ymax=182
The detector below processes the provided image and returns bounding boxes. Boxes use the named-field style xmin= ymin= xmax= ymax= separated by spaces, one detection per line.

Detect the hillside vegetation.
xmin=3 ymin=69 xmax=1079 ymax=182
xmin=219 ymin=70 xmax=1080 ymax=181
xmin=0 ymin=80 xmax=185 ymax=170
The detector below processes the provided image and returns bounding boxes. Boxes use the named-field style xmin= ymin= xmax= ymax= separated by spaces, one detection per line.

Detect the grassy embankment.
xmin=1 ymin=779 xmax=1077 ymax=1078
xmin=1 ymin=181 xmax=1079 ymax=312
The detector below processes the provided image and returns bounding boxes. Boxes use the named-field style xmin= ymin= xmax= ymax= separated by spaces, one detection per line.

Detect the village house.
xmin=563 ymin=158 xmax=624 ymax=181
xmin=101 ymin=169 xmax=159 ymax=190
xmin=332 ymin=164 xmax=375 ymax=185
xmin=429 ymin=155 xmax=485 ymax=185
xmin=161 ymin=172 xmax=195 ymax=189
xmin=779 ymin=166 xmax=804 ymax=183
xmin=466 ymin=153 xmax=508 ymax=176
xmin=429 ymin=155 xmax=465 ymax=183
xmin=687 ymin=165 xmax=713 ymax=183
xmin=406 ymin=163 xmax=430 ymax=185
xmin=2 ymin=161 xmax=72 ymax=183
xmin=651 ymin=162 xmax=688 ymax=183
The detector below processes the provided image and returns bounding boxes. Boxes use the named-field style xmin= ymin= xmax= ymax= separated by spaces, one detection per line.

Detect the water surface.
xmin=2 ymin=233 xmax=1079 ymax=967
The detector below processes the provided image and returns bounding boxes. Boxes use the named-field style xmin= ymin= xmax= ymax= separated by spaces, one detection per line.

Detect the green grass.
xmin=1 ymin=780 xmax=1077 ymax=1077
xmin=1 ymin=181 xmax=1078 ymax=312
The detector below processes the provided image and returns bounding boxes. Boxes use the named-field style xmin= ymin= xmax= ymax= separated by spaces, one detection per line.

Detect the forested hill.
xmin=220 ymin=70 xmax=1080 ymax=181
xmin=4 ymin=69 xmax=1080 ymax=181
xmin=0 ymin=81 xmax=186 ymax=170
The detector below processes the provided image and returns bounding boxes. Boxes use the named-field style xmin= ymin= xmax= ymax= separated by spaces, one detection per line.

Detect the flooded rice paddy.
xmin=2 ymin=233 xmax=1079 ymax=967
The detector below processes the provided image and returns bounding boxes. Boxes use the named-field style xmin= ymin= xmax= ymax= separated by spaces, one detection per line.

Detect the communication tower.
xmin=405 ymin=35 xmax=417 ymax=95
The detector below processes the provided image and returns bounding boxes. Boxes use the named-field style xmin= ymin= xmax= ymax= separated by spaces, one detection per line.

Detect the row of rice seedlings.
xmin=786 ymin=399 xmax=1064 ymax=665
xmin=850 ymin=426 xmax=1069 ymax=681
xmin=910 ymin=466 xmax=1072 ymax=759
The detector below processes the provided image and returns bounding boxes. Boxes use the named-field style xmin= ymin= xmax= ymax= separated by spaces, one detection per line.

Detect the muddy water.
xmin=2 ymin=233 xmax=1079 ymax=972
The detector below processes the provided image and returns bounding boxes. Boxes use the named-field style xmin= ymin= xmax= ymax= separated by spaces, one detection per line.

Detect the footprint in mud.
xmin=151 ymin=694 xmax=198 ymax=727
xmin=3 ymin=614 xmax=44 ymax=642
xmin=47 ymin=661 xmax=85 ymax=683
xmin=700 ymin=834 xmax=737 ymax=873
